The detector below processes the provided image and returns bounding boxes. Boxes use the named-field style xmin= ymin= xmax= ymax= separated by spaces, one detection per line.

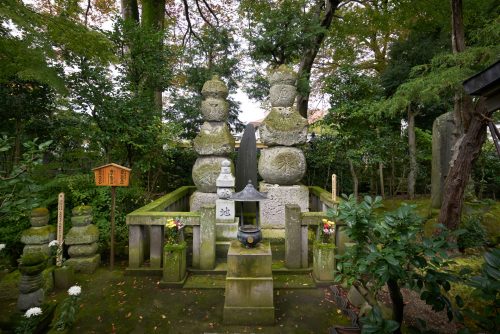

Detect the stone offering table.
xmin=223 ymin=240 xmax=274 ymax=325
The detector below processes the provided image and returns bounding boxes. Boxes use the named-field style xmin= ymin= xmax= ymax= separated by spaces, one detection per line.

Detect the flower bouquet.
xmin=317 ymin=219 xmax=336 ymax=244
xmin=165 ymin=218 xmax=185 ymax=245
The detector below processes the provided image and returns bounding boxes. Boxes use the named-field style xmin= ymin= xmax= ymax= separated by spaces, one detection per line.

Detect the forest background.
xmin=0 ymin=0 xmax=499 ymax=262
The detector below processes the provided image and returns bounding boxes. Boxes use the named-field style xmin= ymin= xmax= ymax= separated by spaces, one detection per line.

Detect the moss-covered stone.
xmin=31 ymin=208 xmax=49 ymax=217
xmin=68 ymin=242 xmax=98 ymax=257
xmin=269 ymin=64 xmax=297 ymax=85
xmin=65 ymin=224 xmax=99 ymax=245
xmin=162 ymin=242 xmax=187 ymax=283
xmin=72 ymin=205 xmax=92 ymax=216
xmin=53 ymin=266 xmax=74 ymax=289
xmin=201 ymin=97 xmax=229 ymax=121
xmin=23 ymin=244 xmax=50 ymax=256
xmin=30 ymin=215 xmax=49 ymax=227
xmin=21 ymin=225 xmax=56 ymax=245
xmin=70 ymin=214 xmax=93 ymax=227
xmin=19 ymin=261 xmax=47 ymax=275
xmin=193 ymin=122 xmax=235 ymax=156
xmin=65 ymin=254 xmax=100 ymax=274
xmin=201 ymin=75 xmax=228 ymax=99
xmin=269 ymin=84 xmax=296 ymax=107
xmin=20 ymin=252 xmax=48 ymax=266
xmin=258 ymin=147 xmax=306 ymax=185
xmin=192 ymin=157 xmax=233 ymax=193
xmin=312 ymin=243 xmax=335 ymax=283
xmin=42 ymin=267 xmax=54 ymax=293
xmin=260 ymin=107 xmax=308 ymax=146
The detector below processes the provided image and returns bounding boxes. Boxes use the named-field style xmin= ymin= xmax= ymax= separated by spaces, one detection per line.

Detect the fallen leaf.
xmin=125 ymin=312 xmax=132 ymax=318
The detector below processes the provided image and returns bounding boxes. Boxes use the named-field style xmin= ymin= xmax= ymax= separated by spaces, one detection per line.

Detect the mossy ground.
xmin=0 ymin=261 xmax=351 ymax=333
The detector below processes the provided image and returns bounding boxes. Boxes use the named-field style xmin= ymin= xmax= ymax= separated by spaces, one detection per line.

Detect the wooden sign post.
xmin=57 ymin=193 xmax=65 ymax=267
xmin=92 ymin=163 xmax=131 ymax=270
xmin=332 ymin=174 xmax=337 ymax=203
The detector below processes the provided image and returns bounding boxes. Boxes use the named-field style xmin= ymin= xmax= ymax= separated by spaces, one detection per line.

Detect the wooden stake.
xmin=110 ymin=186 xmax=116 ymax=270
xmin=57 ymin=193 xmax=65 ymax=267
xmin=332 ymin=174 xmax=337 ymax=203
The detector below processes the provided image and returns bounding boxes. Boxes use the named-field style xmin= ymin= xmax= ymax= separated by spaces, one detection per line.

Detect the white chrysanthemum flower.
xmin=25 ymin=307 xmax=42 ymax=318
xmin=68 ymin=285 xmax=81 ymax=296
xmin=0 ymin=243 xmax=5 ymax=251
xmin=48 ymin=240 xmax=59 ymax=247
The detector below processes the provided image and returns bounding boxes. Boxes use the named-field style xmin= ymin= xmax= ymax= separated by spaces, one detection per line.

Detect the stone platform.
xmin=223 ymin=240 xmax=274 ymax=325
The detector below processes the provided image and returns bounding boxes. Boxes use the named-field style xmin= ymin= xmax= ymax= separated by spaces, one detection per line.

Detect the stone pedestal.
xmin=189 ymin=191 xmax=219 ymax=212
xmin=54 ymin=266 xmax=74 ymax=289
xmin=259 ymin=183 xmax=309 ymax=229
xmin=312 ymin=243 xmax=335 ymax=285
xmin=223 ymin=241 xmax=274 ymax=325
xmin=161 ymin=243 xmax=187 ymax=287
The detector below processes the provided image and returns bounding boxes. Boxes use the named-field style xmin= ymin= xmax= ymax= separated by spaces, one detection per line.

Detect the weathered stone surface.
xmin=30 ymin=215 xmax=49 ymax=227
xmin=201 ymin=75 xmax=228 ymax=99
xmin=201 ymin=97 xmax=229 ymax=121
xmin=68 ymin=242 xmax=98 ymax=257
xmin=224 ymin=240 xmax=274 ymax=325
xmin=42 ymin=267 xmax=53 ymax=293
xmin=190 ymin=191 xmax=219 ymax=211
xmin=431 ymin=112 xmax=456 ymax=208
xmin=347 ymin=285 xmax=366 ymax=308
xmin=216 ymin=199 xmax=235 ymax=222
xmin=21 ymin=225 xmax=56 ymax=245
xmin=285 ymin=205 xmax=301 ymax=269
xmin=193 ymin=122 xmax=235 ymax=156
xmin=216 ymin=220 xmax=238 ymax=240
xmin=216 ymin=159 xmax=235 ymax=188
xmin=17 ymin=288 xmax=44 ymax=311
xmin=72 ymin=205 xmax=92 ymax=216
xmin=269 ymin=65 xmax=297 ymax=86
xmin=71 ymin=214 xmax=92 ymax=227
xmin=192 ymin=157 xmax=233 ymax=193
xmin=259 ymin=107 xmax=308 ymax=146
xmin=162 ymin=245 xmax=187 ymax=283
xmin=258 ymin=147 xmax=306 ymax=185
xmin=19 ymin=273 xmax=43 ymax=294
xmin=65 ymin=225 xmax=99 ymax=245
xmin=269 ymin=84 xmax=296 ymax=107
xmin=259 ymin=183 xmax=309 ymax=229
xmin=54 ymin=266 xmax=74 ymax=290
xmin=23 ymin=244 xmax=50 ymax=256
xmin=65 ymin=254 xmax=100 ymax=274
xmin=200 ymin=205 xmax=216 ymax=270
xmin=312 ymin=243 xmax=335 ymax=283
xmin=31 ymin=207 xmax=49 ymax=217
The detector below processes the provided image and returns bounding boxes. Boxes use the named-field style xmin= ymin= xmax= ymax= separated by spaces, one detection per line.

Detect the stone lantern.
xmin=229 ymin=180 xmax=267 ymax=247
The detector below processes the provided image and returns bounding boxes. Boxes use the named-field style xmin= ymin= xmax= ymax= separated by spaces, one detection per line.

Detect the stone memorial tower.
xmin=190 ymin=76 xmax=235 ymax=211
xmin=258 ymin=65 xmax=309 ymax=231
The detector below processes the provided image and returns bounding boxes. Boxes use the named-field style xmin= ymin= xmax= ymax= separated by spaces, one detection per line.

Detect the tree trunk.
xmin=407 ymin=105 xmax=417 ymax=199
xmin=379 ymin=162 xmax=385 ymax=198
xmin=387 ymin=278 xmax=404 ymax=334
xmin=439 ymin=99 xmax=491 ymax=230
xmin=121 ymin=0 xmax=139 ymax=22
xmin=349 ymin=160 xmax=358 ymax=199
xmin=296 ymin=0 xmax=340 ymax=118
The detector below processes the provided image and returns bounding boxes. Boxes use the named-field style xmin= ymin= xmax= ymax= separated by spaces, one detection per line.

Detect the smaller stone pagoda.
xmin=65 ymin=206 xmax=100 ymax=274
xmin=21 ymin=208 xmax=56 ymax=255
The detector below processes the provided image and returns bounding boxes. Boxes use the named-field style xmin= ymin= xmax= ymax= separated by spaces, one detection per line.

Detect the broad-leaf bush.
xmin=330 ymin=195 xmax=462 ymax=332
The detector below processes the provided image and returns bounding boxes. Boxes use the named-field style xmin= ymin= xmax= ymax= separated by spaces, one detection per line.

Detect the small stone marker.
xmin=57 ymin=193 xmax=64 ymax=267
xmin=216 ymin=160 xmax=235 ymax=222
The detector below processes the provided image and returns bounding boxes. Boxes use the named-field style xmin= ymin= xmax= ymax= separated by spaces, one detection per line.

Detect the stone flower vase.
xmin=161 ymin=241 xmax=187 ymax=287
xmin=312 ymin=242 xmax=335 ymax=285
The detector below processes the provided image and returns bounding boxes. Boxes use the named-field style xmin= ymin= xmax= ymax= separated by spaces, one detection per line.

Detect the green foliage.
xmin=330 ymin=195 xmax=462 ymax=329
xmin=459 ymin=249 xmax=500 ymax=333
xmin=0 ymin=137 xmax=52 ymax=259
xmin=457 ymin=215 xmax=487 ymax=251
xmin=54 ymin=292 xmax=81 ymax=331
xmin=359 ymin=305 xmax=400 ymax=334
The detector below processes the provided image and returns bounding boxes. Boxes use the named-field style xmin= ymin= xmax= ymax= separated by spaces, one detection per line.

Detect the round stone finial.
xmin=201 ymin=75 xmax=229 ymax=99
xmin=269 ymin=65 xmax=297 ymax=86
xmin=222 ymin=159 xmax=231 ymax=167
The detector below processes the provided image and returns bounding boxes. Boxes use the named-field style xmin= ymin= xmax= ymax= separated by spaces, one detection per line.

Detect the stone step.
xmin=183 ymin=273 xmax=316 ymax=289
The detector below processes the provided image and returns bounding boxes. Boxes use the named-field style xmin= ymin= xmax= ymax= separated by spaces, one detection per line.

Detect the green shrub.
xmin=457 ymin=215 xmax=487 ymax=251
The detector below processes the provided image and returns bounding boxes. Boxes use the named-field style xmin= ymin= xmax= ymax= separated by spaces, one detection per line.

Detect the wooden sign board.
xmin=93 ymin=163 xmax=131 ymax=187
